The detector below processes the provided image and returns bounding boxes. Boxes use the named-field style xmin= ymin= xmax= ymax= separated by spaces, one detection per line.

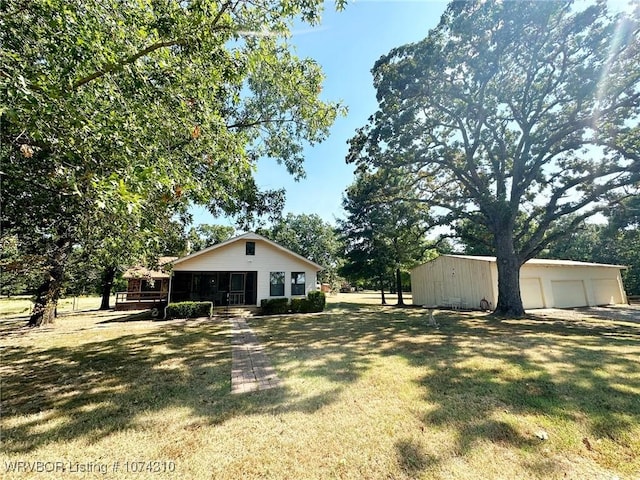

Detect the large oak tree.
xmin=348 ymin=0 xmax=640 ymax=316
xmin=1 ymin=0 xmax=345 ymax=325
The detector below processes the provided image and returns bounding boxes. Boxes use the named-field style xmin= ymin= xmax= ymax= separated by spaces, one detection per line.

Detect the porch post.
xmin=167 ymin=273 xmax=172 ymax=305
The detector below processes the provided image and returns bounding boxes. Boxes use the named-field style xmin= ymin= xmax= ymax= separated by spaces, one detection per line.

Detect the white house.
xmin=168 ymin=232 xmax=323 ymax=307
xmin=410 ymin=255 xmax=628 ymax=310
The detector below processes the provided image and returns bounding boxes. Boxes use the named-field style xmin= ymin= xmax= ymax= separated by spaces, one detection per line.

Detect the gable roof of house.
xmin=437 ymin=254 xmax=626 ymax=269
xmin=172 ymin=232 xmax=324 ymax=271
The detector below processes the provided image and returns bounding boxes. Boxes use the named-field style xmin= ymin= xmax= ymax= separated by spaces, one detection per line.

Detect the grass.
xmin=1 ymin=293 xmax=639 ymax=479
xmin=0 ymin=295 xmax=105 ymax=319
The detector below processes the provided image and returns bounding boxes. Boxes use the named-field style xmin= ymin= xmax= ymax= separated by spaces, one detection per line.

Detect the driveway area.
xmin=529 ymin=304 xmax=640 ymax=324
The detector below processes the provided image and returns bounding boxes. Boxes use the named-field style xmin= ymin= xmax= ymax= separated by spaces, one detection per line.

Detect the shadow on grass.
xmin=395 ymin=439 xmax=439 ymax=475
xmin=0 ymin=309 xmax=143 ymax=339
xmin=96 ymin=310 xmax=156 ymax=323
xmin=3 ymin=302 xmax=639 ymax=477
xmin=395 ymin=310 xmax=639 ymax=474
xmin=251 ymin=305 xmax=640 ymax=475
xmin=2 ymin=324 xmax=222 ymax=453
xmin=1 ymin=319 xmax=352 ymax=455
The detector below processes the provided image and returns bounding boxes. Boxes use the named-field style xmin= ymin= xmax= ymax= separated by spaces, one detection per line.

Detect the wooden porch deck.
xmin=114 ymin=291 xmax=168 ymax=311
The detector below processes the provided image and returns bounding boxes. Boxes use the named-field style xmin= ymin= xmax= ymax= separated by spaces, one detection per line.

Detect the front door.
xmin=229 ymin=273 xmax=245 ymax=305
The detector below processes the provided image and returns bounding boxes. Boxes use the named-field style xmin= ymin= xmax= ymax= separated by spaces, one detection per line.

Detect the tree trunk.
xmin=99 ymin=265 xmax=117 ymax=310
xmin=395 ymin=267 xmax=405 ymax=306
xmin=379 ymin=274 xmax=387 ymax=305
xmin=29 ymin=278 xmax=61 ymax=326
xmin=493 ymin=230 xmax=525 ymax=317
xmin=28 ymin=237 xmax=71 ymax=327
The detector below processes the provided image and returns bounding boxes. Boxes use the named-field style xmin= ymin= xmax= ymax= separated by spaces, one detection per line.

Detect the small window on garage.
xmin=291 ymin=272 xmax=305 ymax=296
xmin=270 ymin=272 xmax=285 ymax=296
xmin=246 ymin=241 xmax=255 ymax=255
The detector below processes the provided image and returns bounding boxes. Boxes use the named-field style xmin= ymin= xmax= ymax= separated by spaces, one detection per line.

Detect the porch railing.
xmin=115 ymin=291 xmax=168 ymax=307
xmin=228 ymin=292 xmax=245 ymax=306
xmin=139 ymin=291 xmax=248 ymax=306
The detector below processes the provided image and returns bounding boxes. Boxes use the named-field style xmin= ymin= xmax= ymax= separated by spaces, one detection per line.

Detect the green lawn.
xmin=1 ymin=294 xmax=639 ymax=479
xmin=0 ymin=295 xmax=105 ymax=319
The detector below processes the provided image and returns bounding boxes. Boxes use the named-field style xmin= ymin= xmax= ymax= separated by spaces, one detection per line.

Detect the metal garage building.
xmin=410 ymin=255 xmax=628 ymax=310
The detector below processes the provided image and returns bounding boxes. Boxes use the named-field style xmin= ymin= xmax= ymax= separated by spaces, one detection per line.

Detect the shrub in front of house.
xmin=165 ymin=301 xmax=212 ymax=320
xmin=261 ymin=292 xmax=327 ymax=315
xmin=290 ymin=297 xmax=310 ymax=314
xmin=306 ymin=291 xmax=326 ymax=312
xmin=261 ymin=298 xmax=289 ymax=315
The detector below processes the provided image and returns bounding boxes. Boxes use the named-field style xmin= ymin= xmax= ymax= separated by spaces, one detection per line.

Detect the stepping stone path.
xmin=231 ymin=317 xmax=282 ymax=394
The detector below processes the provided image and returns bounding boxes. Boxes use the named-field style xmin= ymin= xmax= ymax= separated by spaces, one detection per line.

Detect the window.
xmin=270 ymin=272 xmax=285 ymax=296
xmin=246 ymin=241 xmax=255 ymax=255
xmin=291 ymin=272 xmax=306 ymax=296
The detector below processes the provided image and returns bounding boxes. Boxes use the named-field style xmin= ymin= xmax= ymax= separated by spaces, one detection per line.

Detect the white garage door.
xmin=551 ymin=280 xmax=587 ymax=308
xmin=592 ymin=278 xmax=622 ymax=305
xmin=521 ymin=278 xmax=545 ymax=309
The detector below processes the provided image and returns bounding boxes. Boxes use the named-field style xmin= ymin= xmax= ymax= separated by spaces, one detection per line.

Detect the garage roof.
xmin=444 ymin=255 xmax=627 ymax=269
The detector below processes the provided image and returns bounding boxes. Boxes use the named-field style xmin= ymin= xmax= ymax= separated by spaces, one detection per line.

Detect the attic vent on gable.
xmin=246 ymin=241 xmax=255 ymax=256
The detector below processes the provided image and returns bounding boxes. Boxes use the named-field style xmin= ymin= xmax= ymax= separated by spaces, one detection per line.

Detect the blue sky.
xmin=193 ymin=0 xmax=449 ymax=228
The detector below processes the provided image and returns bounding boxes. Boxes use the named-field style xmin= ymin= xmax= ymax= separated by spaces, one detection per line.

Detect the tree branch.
xmin=226 ymin=117 xmax=295 ymax=129
xmin=73 ymin=1 xmax=235 ymax=89
xmin=73 ymin=40 xmax=184 ymax=89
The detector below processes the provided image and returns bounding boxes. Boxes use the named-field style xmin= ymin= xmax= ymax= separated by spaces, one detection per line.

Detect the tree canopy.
xmin=339 ymin=168 xmax=432 ymax=305
xmin=186 ymin=224 xmax=235 ymax=253
xmin=348 ymin=0 xmax=640 ymax=316
xmin=258 ymin=213 xmax=341 ymax=285
xmin=1 ymin=0 xmax=345 ymax=325
xmin=541 ymin=201 xmax=640 ymax=296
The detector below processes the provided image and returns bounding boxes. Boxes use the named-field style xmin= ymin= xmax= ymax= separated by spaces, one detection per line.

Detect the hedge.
xmin=290 ymin=297 xmax=310 ymax=313
xmin=261 ymin=291 xmax=326 ymax=315
xmin=307 ymin=291 xmax=326 ymax=312
xmin=261 ymin=298 xmax=289 ymax=315
xmin=165 ymin=301 xmax=213 ymax=320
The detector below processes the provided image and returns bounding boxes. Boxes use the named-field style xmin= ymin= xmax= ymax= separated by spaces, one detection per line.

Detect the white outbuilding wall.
xmin=410 ymin=255 xmax=496 ymax=309
xmin=411 ymin=255 xmax=627 ymax=310
xmin=518 ymin=260 xmax=628 ymax=309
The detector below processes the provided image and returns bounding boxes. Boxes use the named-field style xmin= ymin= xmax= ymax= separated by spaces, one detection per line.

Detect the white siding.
xmin=521 ymin=278 xmax=545 ymax=309
xmin=488 ymin=262 xmax=499 ymax=309
xmin=592 ymin=278 xmax=624 ymax=305
xmin=173 ymin=238 xmax=319 ymax=306
xmin=521 ymin=263 xmax=626 ymax=308
xmin=410 ymin=262 xmax=431 ymax=305
xmin=411 ymin=256 xmax=495 ymax=308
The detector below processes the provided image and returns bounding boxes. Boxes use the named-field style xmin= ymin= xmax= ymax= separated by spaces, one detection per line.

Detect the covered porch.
xmin=171 ymin=271 xmax=258 ymax=306
xmin=115 ymin=274 xmax=170 ymax=311
xmin=115 ymin=257 xmax=175 ymax=311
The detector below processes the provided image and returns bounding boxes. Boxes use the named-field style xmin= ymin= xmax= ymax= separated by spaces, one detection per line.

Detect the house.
xmin=115 ymin=256 xmax=177 ymax=310
xmin=410 ymin=255 xmax=628 ymax=310
xmin=168 ymin=232 xmax=323 ymax=308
